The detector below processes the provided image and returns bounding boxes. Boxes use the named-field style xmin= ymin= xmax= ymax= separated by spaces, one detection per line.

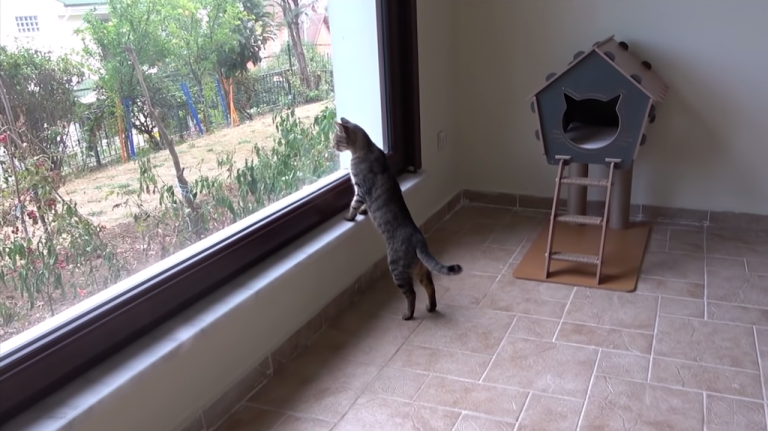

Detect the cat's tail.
xmin=416 ymin=241 xmax=463 ymax=276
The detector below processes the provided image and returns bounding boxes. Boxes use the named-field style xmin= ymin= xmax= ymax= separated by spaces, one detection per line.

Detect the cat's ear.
xmin=340 ymin=117 xmax=351 ymax=125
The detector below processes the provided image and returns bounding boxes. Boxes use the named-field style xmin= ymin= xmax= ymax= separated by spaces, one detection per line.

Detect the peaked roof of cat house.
xmin=528 ymin=35 xmax=669 ymax=104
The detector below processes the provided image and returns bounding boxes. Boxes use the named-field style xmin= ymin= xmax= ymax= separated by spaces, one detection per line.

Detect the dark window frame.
xmin=0 ymin=0 xmax=421 ymax=425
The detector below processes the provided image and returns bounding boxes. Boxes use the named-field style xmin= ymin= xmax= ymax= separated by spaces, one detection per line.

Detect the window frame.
xmin=0 ymin=0 xmax=421 ymax=425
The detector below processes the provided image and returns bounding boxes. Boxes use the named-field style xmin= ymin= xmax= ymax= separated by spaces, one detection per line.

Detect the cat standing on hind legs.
xmin=332 ymin=117 xmax=463 ymax=320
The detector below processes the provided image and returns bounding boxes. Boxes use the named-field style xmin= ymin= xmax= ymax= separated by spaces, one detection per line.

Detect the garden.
xmin=0 ymin=0 xmax=339 ymax=342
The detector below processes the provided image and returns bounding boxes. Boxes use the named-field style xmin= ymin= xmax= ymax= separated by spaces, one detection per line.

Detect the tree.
xmin=275 ymin=0 xmax=314 ymax=90
xmin=0 ymin=46 xmax=86 ymax=174
xmin=78 ymin=0 xmax=172 ymax=151
xmin=217 ymin=0 xmax=276 ymax=79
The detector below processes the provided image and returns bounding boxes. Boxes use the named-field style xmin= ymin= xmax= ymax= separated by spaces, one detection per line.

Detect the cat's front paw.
xmin=358 ymin=208 xmax=368 ymax=216
xmin=343 ymin=214 xmax=357 ymax=222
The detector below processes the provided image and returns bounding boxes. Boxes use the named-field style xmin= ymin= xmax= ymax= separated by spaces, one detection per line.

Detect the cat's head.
xmin=332 ymin=117 xmax=366 ymax=154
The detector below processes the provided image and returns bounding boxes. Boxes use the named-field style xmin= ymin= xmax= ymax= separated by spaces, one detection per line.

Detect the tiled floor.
xmin=216 ymin=205 xmax=768 ymax=431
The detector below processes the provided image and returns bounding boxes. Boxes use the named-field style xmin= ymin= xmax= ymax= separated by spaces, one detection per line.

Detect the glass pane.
xmin=0 ymin=0 xmax=384 ymax=351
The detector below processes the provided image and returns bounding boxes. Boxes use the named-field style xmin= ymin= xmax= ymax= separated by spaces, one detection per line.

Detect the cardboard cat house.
xmin=513 ymin=35 xmax=670 ymax=291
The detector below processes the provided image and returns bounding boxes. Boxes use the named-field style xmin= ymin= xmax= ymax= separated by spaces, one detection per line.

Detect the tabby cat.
xmin=332 ymin=117 xmax=463 ymax=320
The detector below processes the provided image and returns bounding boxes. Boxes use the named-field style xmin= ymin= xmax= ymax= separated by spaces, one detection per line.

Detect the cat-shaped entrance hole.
xmin=561 ymin=93 xmax=621 ymax=150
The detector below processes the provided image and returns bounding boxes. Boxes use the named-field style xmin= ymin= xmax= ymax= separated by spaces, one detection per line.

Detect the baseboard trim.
xmin=462 ymin=189 xmax=768 ymax=230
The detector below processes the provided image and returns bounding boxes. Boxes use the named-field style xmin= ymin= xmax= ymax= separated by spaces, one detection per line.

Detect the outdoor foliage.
xmin=0 ymin=46 xmax=86 ymax=173
xmin=0 ymin=0 xmax=337 ymax=341
xmin=110 ymin=104 xmax=338 ymax=261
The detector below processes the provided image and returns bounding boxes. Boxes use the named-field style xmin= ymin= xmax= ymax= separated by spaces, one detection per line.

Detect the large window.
xmin=0 ymin=0 xmax=420 ymax=424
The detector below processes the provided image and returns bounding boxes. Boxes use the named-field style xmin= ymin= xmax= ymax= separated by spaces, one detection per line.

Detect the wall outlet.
xmin=437 ymin=130 xmax=448 ymax=152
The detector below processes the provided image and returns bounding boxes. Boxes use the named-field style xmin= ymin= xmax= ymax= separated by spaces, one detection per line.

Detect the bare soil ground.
xmin=59 ymin=101 xmax=331 ymax=228
xmin=0 ymin=101 xmax=331 ymax=343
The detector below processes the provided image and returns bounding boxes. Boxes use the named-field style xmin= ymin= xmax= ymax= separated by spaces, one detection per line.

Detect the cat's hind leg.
xmin=414 ymin=262 xmax=437 ymax=313
xmin=390 ymin=260 xmax=416 ymax=320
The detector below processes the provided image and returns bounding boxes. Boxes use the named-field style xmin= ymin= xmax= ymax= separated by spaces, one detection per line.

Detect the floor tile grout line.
xmin=647 ymin=296 xmax=661 ymax=382
xmin=244 ymin=373 xmax=768 ymax=425
xmin=665 ymin=226 xmax=671 ymax=252
xmin=477 ymin=244 xmax=524 ymax=384
xmin=575 ymin=349 xmax=601 ymax=431
xmin=552 ymin=287 xmax=577 ymax=342
xmin=754 ymin=327 xmax=768 ymax=429
xmin=409 ymin=373 xmax=431 ymax=403
xmin=704 ymin=226 xmax=709 ymax=320
xmin=207 ymin=363 xmax=276 ymax=431
xmin=479 ymin=314 xmax=518 ymax=383
xmin=512 ymin=392 xmax=532 ymax=431
xmin=404 ymin=330 xmax=762 ymax=375
xmin=383 ymin=364 xmax=589 ymax=402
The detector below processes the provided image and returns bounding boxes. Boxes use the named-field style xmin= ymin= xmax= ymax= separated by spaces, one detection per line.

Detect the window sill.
xmin=2 ymin=170 xmax=451 ymax=431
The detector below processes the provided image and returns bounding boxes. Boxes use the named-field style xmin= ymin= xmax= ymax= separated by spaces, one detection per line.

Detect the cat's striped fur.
xmin=332 ymin=117 xmax=463 ymax=320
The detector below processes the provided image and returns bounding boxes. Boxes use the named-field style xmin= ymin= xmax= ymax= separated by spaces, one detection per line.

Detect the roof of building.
xmin=58 ymin=0 xmax=108 ymax=7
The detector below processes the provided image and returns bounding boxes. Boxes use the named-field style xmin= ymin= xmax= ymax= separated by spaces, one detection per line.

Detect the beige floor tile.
xmin=596 ymin=351 xmax=650 ymax=382
xmin=246 ymin=349 xmax=380 ymax=422
xmin=636 ymin=276 xmax=704 ymax=299
xmin=756 ymin=327 xmax=768 ymax=359
xmin=434 ymin=272 xmax=498 ymax=308
xmin=516 ymin=393 xmax=582 ymax=431
xmin=707 ymin=227 xmax=768 ymax=260
xmin=508 ymin=315 xmax=560 ymax=341
xmin=272 ymin=416 xmax=334 ymax=431
xmin=450 ymin=205 xmax=514 ymax=224
xmin=641 ymin=251 xmax=705 ymax=283
xmin=511 ymin=238 xmax=534 ymax=263
xmin=406 ymin=305 xmax=515 ymax=355
xmin=216 ymin=405 xmax=285 ymax=431
xmin=487 ymin=215 xmax=545 ymax=249
xmin=650 ymin=357 xmax=763 ymax=400
xmin=708 ymin=301 xmax=768 ymax=327
xmin=454 ymin=222 xmax=499 ymax=246
xmin=564 ymin=288 xmax=658 ymax=333
xmin=353 ymin=277 xmax=444 ymax=321
xmin=414 ymin=375 xmax=528 ymax=421
xmin=659 ymin=296 xmax=705 ymax=318
xmin=364 ymin=367 xmax=429 ymax=401
xmin=707 ymin=270 xmax=768 ymax=309
xmin=483 ymin=336 xmax=598 ymax=399
xmin=387 ymin=343 xmax=492 ymax=381
xmin=706 ymin=393 xmax=767 ymax=431
xmin=310 ymin=310 xmax=420 ymax=366
xmin=433 ymin=243 xmax=516 ymax=275
xmin=581 ymin=375 xmax=704 ymax=431
xmin=748 ymin=259 xmax=768 ymax=275
xmin=667 ymin=227 xmax=705 ymax=254
xmin=555 ymin=322 xmax=653 ymax=355
xmin=654 ymin=315 xmax=759 ymax=371
xmin=333 ymin=394 xmax=461 ymax=431
xmin=453 ymin=413 xmax=517 ymax=430
xmin=222 ymin=214 xmax=768 ymax=431
xmin=481 ymin=273 xmax=572 ymax=320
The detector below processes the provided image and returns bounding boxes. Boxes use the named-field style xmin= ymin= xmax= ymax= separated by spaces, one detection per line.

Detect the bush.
xmin=124 ymin=103 xmax=339 ymax=258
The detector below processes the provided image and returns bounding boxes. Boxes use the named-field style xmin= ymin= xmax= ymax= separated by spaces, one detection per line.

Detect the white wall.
xmin=455 ymin=0 xmax=768 ymax=216
xmin=0 ymin=0 xmax=80 ymax=55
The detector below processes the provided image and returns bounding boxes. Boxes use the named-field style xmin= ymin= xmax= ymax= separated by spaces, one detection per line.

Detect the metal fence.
xmin=59 ymin=67 xmax=333 ymax=173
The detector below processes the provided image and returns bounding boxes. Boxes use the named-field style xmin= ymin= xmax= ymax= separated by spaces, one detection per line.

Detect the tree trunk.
xmin=281 ymin=0 xmax=313 ymax=90
xmin=124 ymin=46 xmax=201 ymax=234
